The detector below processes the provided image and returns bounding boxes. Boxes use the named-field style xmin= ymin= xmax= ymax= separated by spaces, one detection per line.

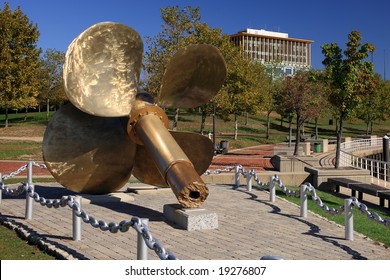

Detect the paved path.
xmin=1 ymin=182 xmax=389 ymax=260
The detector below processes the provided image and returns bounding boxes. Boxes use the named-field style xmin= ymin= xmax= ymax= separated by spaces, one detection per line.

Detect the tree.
xmin=144 ymin=6 xmax=201 ymax=96
xmin=357 ymin=73 xmax=390 ymax=134
xmin=216 ymin=59 xmax=267 ymax=140
xmin=0 ymin=3 xmax=41 ymax=127
xmin=305 ymin=70 xmax=330 ymax=139
xmin=144 ymin=6 xmax=268 ymax=137
xmin=39 ymin=48 xmax=66 ymax=119
xmin=275 ymin=70 xmax=320 ymax=155
xmin=144 ymin=6 xmax=201 ymax=130
xmin=322 ymin=30 xmax=375 ymax=167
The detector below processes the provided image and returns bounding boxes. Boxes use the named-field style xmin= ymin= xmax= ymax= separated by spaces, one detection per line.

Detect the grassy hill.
xmin=1 ymin=109 xmax=390 ymax=160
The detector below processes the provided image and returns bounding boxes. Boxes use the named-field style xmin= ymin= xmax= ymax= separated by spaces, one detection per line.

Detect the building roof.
xmin=231 ymin=28 xmax=314 ymax=43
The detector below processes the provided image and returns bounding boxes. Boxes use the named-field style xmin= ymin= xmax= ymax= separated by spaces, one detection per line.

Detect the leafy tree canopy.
xmin=0 ymin=2 xmax=41 ymax=126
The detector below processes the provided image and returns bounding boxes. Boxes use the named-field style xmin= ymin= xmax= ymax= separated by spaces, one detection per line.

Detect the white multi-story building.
xmin=230 ymin=28 xmax=313 ymax=77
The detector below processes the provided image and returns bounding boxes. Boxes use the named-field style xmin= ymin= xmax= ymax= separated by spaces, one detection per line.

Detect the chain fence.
xmin=0 ymin=161 xmax=176 ymax=260
xmin=2 ymin=161 xmax=390 ymax=259
xmin=231 ymin=164 xmax=390 ymax=230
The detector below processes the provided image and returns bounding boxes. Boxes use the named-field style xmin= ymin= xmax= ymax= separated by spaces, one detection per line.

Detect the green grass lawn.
xmin=0 ymin=224 xmax=57 ymax=260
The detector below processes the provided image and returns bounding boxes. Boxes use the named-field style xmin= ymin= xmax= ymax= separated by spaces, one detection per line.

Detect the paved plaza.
xmin=1 ymin=180 xmax=389 ymax=260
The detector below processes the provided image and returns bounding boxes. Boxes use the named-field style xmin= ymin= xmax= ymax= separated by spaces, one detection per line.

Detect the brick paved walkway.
xmin=1 ymin=182 xmax=389 ymax=260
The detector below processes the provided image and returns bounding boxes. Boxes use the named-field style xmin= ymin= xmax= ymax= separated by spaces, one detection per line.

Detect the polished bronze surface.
xmin=127 ymin=106 xmax=169 ymax=145
xmin=63 ymin=22 xmax=143 ymax=117
xmin=132 ymin=131 xmax=214 ymax=187
xmin=157 ymin=44 xmax=227 ymax=108
xmin=42 ymin=103 xmax=136 ymax=194
xmin=49 ymin=22 xmax=227 ymax=208
xmin=131 ymin=112 xmax=209 ymax=208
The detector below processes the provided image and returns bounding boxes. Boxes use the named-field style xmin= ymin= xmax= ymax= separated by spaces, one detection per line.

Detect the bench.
xmin=328 ymin=178 xmax=390 ymax=208
xmin=327 ymin=178 xmax=362 ymax=193
xmin=377 ymin=191 xmax=390 ymax=208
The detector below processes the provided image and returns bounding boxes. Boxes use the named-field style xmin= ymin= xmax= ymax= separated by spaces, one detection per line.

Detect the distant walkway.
xmin=0 ymin=136 xmax=43 ymax=142
xmin=210 ymin=145 xmax=276 ymax=171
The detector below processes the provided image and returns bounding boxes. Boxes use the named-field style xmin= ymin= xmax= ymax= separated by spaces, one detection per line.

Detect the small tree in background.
xmin=39 ymin=48 xmax=66 ymax=119
xmin=357 ymin=73 xmax=390 ymax=135
xmin=322 ymin=30 xmax=375 ymax=168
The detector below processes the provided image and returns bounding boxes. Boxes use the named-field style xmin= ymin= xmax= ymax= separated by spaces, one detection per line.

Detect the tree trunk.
xmin=294 ymin=114 xmax=301 ymax=156
xmin=245 ymin=112 xmax=248 ymax=125
xmin=335 ymin=116 xmax=344 ymax=169
xmin=370 ymin=121 xmax=373 ymax=135
xmin=46 ymin=98 xmax=50 ymax=120
xmin=5 ymin=108 xmax=9 ymax=128
xmin=234 ymin=114 xmax=238 ymax=140
xmin=24 ymin=108 xmax=28 ymax=121
xmin=288 ymin=115 xmax=292 ymax=147
xmin=266 ymin=111 xmax=271 ymax=139
xmin=315 ymin=118 xmax=319 ymax=139
xmin=200 ymin=107 xmax=207 ymax=134
xmin=172 ymin=108 xmax=179 ymax=131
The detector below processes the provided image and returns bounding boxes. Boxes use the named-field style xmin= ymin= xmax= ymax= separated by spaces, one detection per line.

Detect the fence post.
xmin=25 ymin=161 xmax=33 ymax=220
xmin=246 ymin=169 xmax=253 ymax=191
xmin=72 ymin=196 xmax=82 ymax=241
xmin=344 ymin=198 xmax=354 ymax=240
xmin=300 ymin=184 xmax=307 ymax=218
xmin=234 ymin=165 xmax=241 ymax=187
xmin=0 ymin=172 xmax=2 ymax=204
xmin=269 ymin=176 xmax=276 ymax=203
xmin=137 ymin=218 xmax=149 ymax=260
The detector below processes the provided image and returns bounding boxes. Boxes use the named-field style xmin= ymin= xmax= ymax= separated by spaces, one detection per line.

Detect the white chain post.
xmin=344 ymin=198 xmax=354 ymax=240
xmin=0 ymin=172 xmax=2 ymax=205
xmin=25 ymin=161 xmax=33 ymax=220
xmin=137 ymin=218 xmax=149 ymax=260
xmin=73 ymin=196 xmax=82 ymax=241
xmin=246 ymin=169 xmax=253 ymax=191
xmin=234 ymin=164 xmax=241 ymax=187
xmin=300 ymin=184 xmax=307 ymax=218
xmin=269 ymin=175 xmax=275 ymax=202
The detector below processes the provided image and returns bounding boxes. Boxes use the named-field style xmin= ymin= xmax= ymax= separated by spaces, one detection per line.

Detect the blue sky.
xmin=6 ymin=0 xmax=390 ymax=79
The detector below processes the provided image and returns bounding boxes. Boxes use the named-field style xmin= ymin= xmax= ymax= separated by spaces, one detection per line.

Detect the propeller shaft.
xmin=130 ymin=112 xmax=208 ymax=208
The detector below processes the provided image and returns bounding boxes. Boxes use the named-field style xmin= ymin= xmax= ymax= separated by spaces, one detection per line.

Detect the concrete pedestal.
xmin=163 ymin=204 xmax=218 ymax=231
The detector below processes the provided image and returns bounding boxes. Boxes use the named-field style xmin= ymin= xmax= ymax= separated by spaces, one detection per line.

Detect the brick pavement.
xmin=1 ymin=181 xmax=389 ymax=260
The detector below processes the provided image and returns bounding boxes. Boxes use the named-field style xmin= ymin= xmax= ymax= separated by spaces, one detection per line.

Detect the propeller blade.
xmin=42 ymin=103 xmax=136 ymax=194
xmin=132 ymin=131 xmax=214 ymax=187
xmin=63 ymin=22 xmax=143 ymax=117
xmin=157 ymin=44 xmax=227 ymax=108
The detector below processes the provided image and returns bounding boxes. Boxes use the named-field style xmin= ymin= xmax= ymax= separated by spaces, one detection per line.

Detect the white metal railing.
xmin=340 ymin=137 xmax=390 ymax=187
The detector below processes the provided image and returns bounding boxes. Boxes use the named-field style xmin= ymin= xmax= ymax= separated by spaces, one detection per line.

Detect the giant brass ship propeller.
xmin=43 ymin=22 xmax=227 ymax=208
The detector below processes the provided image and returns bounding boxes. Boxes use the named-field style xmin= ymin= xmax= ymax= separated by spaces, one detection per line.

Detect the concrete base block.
xmin=163 ymin=204 xmax=218 ymax=231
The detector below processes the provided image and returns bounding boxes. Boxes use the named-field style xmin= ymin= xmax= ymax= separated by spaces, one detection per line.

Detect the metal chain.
xmin=1 ymin=164 xmax=28 ymax=180
xmin=0 ymin=177 xmax=177 ymax=260
xmin=31 ymin=161 xmax=47 ymax=169
xmin=351 ymin=197 xmax=390 ymax=227
xmin=252 ymin=170 xmax=270 ymax=188
xmin=0 ymin=182 xmax=26 ymax=196
xmin=301 ymin=182 xmax=345 ymax=215
xmin=67 ymin=196 xmax=177 ymax=259
xmin=272 ymin=175 xmax=300 ymax=197
xmin=204 ymin=166 xmax=235 ymax=175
